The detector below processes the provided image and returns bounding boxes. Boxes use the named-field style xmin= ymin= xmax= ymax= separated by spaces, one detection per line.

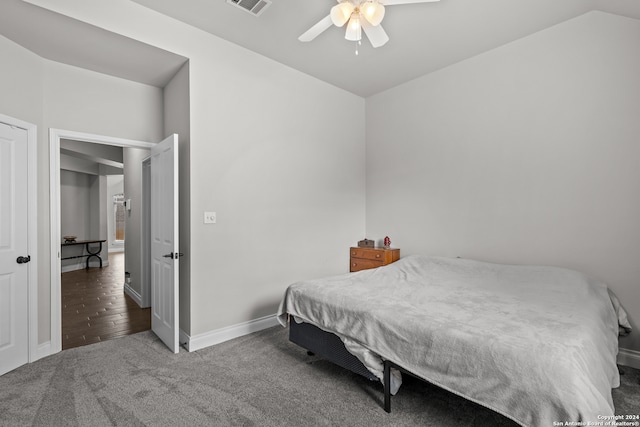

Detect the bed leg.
xmin=384 ymin=360 xmax=391 ymax=413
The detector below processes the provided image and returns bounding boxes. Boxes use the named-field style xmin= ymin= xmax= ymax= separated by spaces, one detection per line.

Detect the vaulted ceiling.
xmin=2 ymin=0 xmax=640 ymax=97
xmin=130 ymin=0 xmax=640 ymax=96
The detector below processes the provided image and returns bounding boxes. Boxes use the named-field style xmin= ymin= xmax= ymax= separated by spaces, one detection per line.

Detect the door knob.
xmin=16 ymin=255 xmax=31 ymax=264
xmin=162 ymin=252 xmax=184 ymax=259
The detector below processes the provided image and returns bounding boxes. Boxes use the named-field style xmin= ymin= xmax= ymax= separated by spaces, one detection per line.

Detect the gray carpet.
xmin=1 ymin=326 xmax=638 ymax=426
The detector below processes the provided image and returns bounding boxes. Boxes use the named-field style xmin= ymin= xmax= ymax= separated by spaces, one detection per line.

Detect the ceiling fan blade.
xmin=299 ymin=15 xmax=333 ymax=42
xmin=382 ymin=0 xmax=440 ymax=5
xmin=361 ymin=20 xmax=389 ymax=48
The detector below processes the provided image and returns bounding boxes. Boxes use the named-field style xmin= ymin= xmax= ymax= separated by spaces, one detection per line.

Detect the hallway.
xmin=61 ymin=252 xmax=151 ymax=350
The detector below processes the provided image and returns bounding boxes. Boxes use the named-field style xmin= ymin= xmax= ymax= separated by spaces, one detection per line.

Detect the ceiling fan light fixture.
xmin=330 ymin=2 xmax=355 ymax=27
xmin=361 ymin=1 xmax=385 ymax=26
xmin=345 ymin=14 xmax=362 ymax=41
xmin=298 ymin=0 xmax=440 ymax=49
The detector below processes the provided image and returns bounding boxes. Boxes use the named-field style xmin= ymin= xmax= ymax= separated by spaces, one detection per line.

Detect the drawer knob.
xmin=351 ymin=252 xmax=356 ymax=256
xmin=376 ymin=254 xmax=381 ymax=258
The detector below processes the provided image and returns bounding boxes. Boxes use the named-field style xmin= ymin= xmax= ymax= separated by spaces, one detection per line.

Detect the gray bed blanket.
xmin=277 ymin=255 xmax=629 ymax=427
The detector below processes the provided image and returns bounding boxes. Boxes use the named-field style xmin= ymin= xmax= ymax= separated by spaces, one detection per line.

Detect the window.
xmin=114 ymin=193 xmax=125 ymax=242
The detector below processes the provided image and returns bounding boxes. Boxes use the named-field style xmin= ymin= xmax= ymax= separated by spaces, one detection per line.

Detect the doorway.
xmin=50 ymin=129 xmax=155 ymax=353
xmin=58 ymin=139 xmax=150 ymax=349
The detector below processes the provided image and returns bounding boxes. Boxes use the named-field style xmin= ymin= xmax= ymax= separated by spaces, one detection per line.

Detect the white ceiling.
xmin=0 ymin=0 xmax=188 ymax=87
xmin=1 ymin=0 xmax=640 ymax=96
xmin=130 ymin=0 xmax=640 ymax=96
xmin=60 ymin=139 xmax=124 ymax=176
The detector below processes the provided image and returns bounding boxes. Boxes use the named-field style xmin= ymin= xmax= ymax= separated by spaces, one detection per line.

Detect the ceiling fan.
xmin=299 ymin=0 xmax=441 ymax=52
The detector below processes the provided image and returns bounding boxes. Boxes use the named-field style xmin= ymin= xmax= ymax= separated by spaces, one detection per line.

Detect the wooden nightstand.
xmin=350 ymin=247 xmax=400 ymax=272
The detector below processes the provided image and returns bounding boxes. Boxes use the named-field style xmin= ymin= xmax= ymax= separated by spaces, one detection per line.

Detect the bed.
xmin=277 ymin=255 xmax=632 ymax=427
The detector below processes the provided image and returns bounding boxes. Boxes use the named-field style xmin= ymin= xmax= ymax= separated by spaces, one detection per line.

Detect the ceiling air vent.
xmin=226 ymin=0 xmax=272 ymax=17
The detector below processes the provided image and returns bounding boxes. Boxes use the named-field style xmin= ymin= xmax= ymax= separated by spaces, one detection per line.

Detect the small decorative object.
xmin=358 ymin=238 xmax=375 ymax=248
xmin=383 ymin=236 xmax=391 ymax=249
xmin=63 ymin=235 xmax=77 ymax=243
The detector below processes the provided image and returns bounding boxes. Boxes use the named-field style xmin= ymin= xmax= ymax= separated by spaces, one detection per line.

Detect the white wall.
xmin=366 ymin=11 xmax=640 ymax=352
xmin=123 ymin=146 xmax=150 ymax=296
xmin=60 ymin=170 xmax=91 ymax=241
xmin=43 ymin=60 xmax=163 ymax=141
xmin=89 ymin=174 xmax=108 ymax=259
xmin=0 ymin=36 xmax=43 ymax=124
xmin=185 ymin=27 xmax=365 ymax=335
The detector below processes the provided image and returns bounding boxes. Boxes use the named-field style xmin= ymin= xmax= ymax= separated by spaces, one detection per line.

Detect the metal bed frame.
xmin=289 ymin=319 xmax=413 ymax=413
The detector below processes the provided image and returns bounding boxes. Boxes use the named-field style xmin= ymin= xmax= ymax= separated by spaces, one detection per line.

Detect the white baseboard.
xmin=124 ymin=283 xmax=143 ymax=307
xmin=618 ymin=347 xmax=640 ymax=370
xmin=181 ymin=314 xmax=279 ymax=352
xmin=61 ymin=260 xmax=109 ymax=273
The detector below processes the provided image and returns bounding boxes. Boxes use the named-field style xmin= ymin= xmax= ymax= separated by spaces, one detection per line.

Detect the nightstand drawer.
xmin=350 ymin=259 xmax=384 ymax=272
xmin=350 ymin=248 xmax=385 ymax=261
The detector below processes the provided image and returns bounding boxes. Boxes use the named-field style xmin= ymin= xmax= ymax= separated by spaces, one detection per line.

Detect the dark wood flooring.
xmin=61 ymin=252 xmax=151 ymax=350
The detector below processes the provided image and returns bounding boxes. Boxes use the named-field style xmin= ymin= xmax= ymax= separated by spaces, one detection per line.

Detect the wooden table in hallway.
xmin=61 ymin=239 xmax=107 ymax=269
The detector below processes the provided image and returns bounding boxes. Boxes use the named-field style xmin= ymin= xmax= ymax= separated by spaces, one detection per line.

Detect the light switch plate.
xmin=204 ymin=211 xmax=216 ymax=224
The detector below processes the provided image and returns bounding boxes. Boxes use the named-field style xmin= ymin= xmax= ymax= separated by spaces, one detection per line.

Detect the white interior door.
xmin=150 ymin=134 xmax=179 ymax=353
xmin=0 ymin=122 xmax=29 ymax=375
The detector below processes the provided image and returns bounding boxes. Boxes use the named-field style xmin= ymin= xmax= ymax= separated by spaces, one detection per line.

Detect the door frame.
xmin=49 ymin=128 xmax=154 ymax=353
xmin=141 ymin=157 xmax=151 ymax=308
xmin=0 ymin=113 xmax=38 ymax=363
